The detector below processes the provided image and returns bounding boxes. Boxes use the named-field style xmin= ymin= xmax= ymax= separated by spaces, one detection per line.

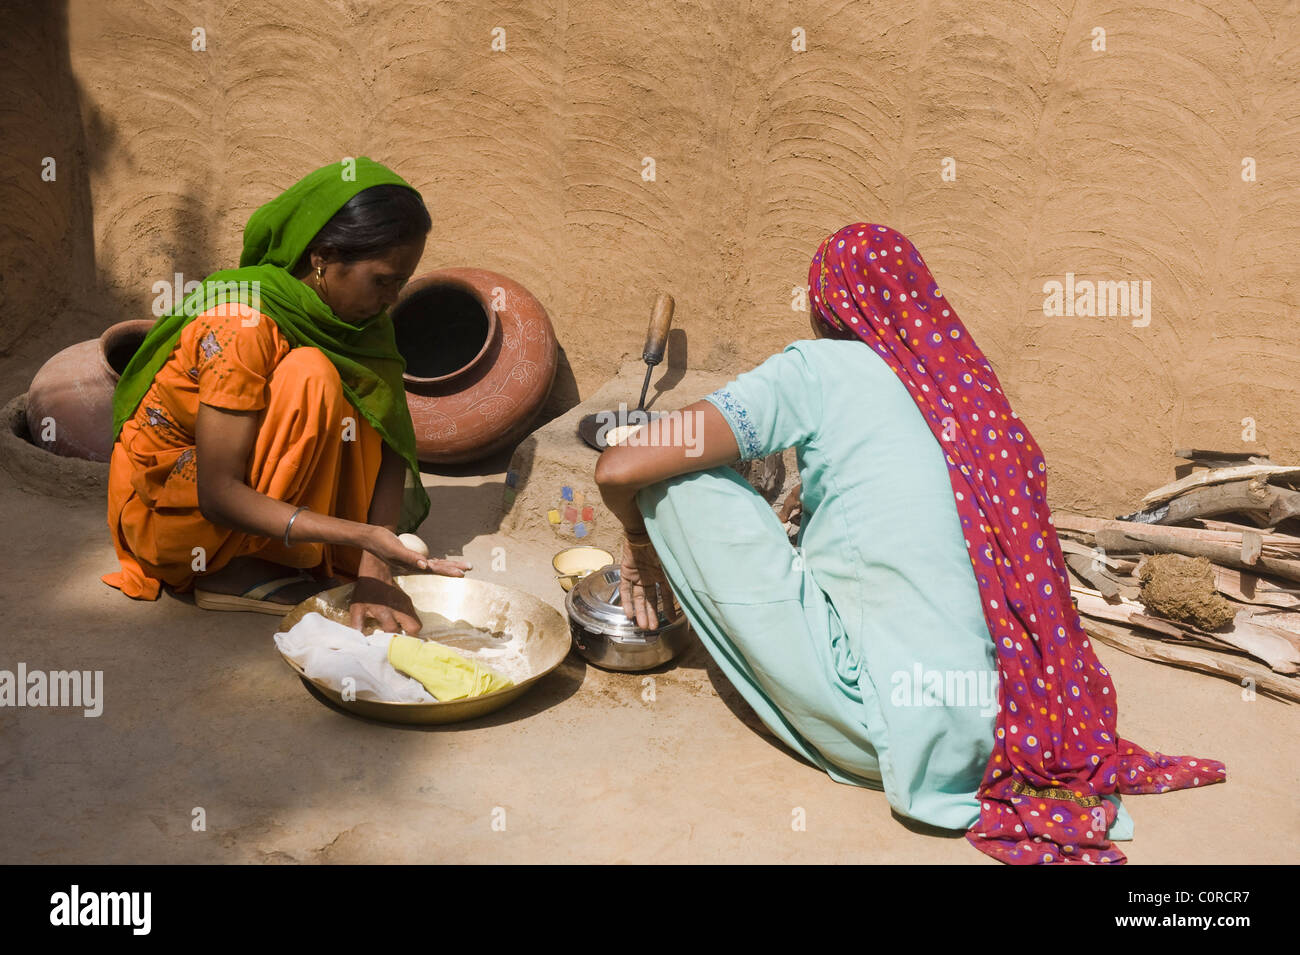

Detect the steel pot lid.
xmin=565 ymin=563 xmax=674 ymax=638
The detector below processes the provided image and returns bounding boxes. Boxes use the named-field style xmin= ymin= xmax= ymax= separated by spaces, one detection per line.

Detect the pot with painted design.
xmin=392 ymin=268 xmax=558 ymax=464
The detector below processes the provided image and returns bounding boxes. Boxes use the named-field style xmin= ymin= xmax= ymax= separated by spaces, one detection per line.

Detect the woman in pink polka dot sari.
xmin=809 ymin=223 xmax=1224 ymax=864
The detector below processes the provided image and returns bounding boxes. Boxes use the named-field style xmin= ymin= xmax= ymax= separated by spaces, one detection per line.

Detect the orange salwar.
xmin=102 ymin=304 xmax=384 ymax=600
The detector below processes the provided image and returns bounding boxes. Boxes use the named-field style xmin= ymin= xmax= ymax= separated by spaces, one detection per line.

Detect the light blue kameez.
xmin=636 ymin=338 xmax=1133 ymax=837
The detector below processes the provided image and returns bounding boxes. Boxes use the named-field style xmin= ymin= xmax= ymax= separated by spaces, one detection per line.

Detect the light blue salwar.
xmin=636 ymin=338 xmax=1133 ymax=838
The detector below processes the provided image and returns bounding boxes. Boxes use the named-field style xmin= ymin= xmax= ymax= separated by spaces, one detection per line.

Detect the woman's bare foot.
xmin=197 ymin=556 xmax=342 ymax=605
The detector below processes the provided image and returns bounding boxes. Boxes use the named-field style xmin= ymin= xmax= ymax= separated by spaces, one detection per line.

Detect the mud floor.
xmin=0 ymin=459 xmax=1295 ymax=864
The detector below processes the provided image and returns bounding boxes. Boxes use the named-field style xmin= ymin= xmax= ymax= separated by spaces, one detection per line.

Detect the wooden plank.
xmin=1116 ymin=479 xmax=1300 ymax=527
xmin=1082 ymin=619 xmax=1300 ymax=704
xmin=1072 ymin=587 xmax=1300 ymax=672
xmin=1057 ymin=512 xmax=1299 ymax=551
xmin=1073 ymin=591 xmax=1229 ymax=647
xmin=1212 ymin=565 xmax=1300 ymax=608
xmin=1175 ymin=447 xmax=1272 ymax=462
xmin=1053 ymin=512 xmax=1110 ymax=534
xmin=1064 ymin=552 xmax=1121 ymax=598
xmin=1241 ymin=529 xmax=1263 ymax=565
xmin=1140 ymin=465 xmax=1300 ymax=506
xmin=1235 ymin=608 xmax=1300 ymax=654
xmin=1058 ymin=539 xmax=1142 ymax=575
xmin=1088 ymin=524 xmax=1300 ymax=584
xmin=1197 ymin=517 xmax=1280 ymax=535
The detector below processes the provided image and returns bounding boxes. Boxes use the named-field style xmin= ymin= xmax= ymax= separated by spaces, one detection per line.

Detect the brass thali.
xmin=276 ymin=574 xmax=571 ymax=724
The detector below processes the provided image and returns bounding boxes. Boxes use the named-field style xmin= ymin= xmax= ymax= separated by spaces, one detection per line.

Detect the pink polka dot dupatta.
xmin=809 ymin=223 xmax=1225 ymax=864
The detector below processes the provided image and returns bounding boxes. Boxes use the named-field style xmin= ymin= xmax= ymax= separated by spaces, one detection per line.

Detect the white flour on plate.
xmin=413 ymin=611 xmax=535 ymax=686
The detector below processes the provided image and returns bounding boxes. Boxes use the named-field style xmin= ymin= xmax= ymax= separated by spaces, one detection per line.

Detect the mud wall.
xmin=2 ymin=0 xmax=1297 ymax=513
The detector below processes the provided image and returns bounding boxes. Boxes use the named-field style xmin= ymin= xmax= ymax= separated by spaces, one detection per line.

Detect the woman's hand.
xmin=362 ymin=526 xmax=473 ymax=578
xmin=618 ymin=530 xmax=680 ymax=631
xmin=349 ymin=576 xmax=425 ymax=635
xmin=347 ymin=527 xmax=473 ymax=634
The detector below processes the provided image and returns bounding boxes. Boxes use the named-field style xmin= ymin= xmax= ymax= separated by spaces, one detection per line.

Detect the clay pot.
xmin=25 ymin=319 xmax=156 ymax=462
xmin=392 ymin=268 xmax=558 ymax=464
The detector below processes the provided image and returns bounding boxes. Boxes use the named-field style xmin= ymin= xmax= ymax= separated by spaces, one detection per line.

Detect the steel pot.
xmin=565 ymin=563 xmax=690 ymax=671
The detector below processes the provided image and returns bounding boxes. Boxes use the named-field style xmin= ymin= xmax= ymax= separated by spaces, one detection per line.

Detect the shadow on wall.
xmin=0 ymin=1 xmax=141 ymax=398
xmin=0 ymin=0 xmax=585 ymax=477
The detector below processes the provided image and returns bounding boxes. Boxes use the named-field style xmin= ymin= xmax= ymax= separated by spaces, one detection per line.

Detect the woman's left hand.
xmin=349 ymin=575 xmax=423 ymax=635
xmin=618 ymin=531 xmax=680 ymax=630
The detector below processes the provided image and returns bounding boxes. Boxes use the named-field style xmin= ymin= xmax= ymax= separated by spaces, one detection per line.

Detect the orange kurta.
xmin=102 ymin=303 xmax=385 ymax=600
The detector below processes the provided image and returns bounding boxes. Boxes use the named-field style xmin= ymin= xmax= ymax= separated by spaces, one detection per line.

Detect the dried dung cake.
xmin=1138 ymin=553 xmax=1236 ymax=630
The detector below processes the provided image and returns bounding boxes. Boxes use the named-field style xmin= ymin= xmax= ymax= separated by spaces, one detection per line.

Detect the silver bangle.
xmin=284 ymin=505 xmax=309 ymax=547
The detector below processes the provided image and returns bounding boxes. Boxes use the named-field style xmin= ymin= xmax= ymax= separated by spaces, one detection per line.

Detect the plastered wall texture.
xmin=2 ymin=0 xmax=1297 ymax=516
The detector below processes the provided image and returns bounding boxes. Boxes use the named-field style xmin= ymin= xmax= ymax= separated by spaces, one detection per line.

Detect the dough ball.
xmin=397 ymin=533 xmax=430 ymax=558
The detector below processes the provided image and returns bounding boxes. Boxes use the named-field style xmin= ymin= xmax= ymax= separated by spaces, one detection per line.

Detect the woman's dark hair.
xmin=298 ymin=184 xmax=431 ymax=267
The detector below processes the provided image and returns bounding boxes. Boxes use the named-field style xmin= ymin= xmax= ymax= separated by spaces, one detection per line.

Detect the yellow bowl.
xmin=552 ymin=545 xmax=614 ymax=592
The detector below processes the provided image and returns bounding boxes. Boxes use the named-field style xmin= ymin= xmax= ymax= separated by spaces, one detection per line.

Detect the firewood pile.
xmin=1056 ymin=448 xmax=1300 ymax=702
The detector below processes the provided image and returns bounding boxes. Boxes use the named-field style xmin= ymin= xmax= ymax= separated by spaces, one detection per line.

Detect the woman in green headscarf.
xmin=102 ymin=157 xmax=469 ymax=634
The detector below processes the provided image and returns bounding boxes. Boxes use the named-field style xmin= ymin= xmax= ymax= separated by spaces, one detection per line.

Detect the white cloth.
xmin=274 ymin=611 xmax=436 ymax=703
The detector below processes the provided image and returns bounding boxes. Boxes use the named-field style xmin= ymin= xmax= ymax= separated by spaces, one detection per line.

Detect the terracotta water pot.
xmin=392 ymin=268 xmax=558 ymax=464
xmin=25 ymin=319 xmax=157 ymax=462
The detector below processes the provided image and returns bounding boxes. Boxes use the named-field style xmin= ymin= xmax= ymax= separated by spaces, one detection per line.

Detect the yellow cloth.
xmin=387 ymin=634 xmax=514 ymax=701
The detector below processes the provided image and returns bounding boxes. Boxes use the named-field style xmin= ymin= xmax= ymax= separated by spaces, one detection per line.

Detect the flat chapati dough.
xmin=605 ymin=424 xmax=643 ymax=446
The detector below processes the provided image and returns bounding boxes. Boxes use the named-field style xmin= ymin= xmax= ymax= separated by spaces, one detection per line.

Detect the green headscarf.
xmin=110 ymin=156 xmax=431 ymax=535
